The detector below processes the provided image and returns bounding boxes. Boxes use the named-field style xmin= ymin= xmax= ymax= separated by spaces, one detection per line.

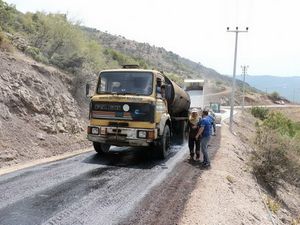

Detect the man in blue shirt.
xmin=195 ymin=110 xmax=212 ymax=167
xmin=208 ymin=110 xmax=216 ymax=136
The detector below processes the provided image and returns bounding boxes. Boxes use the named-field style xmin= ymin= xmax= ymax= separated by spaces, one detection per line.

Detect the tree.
xmin=270 ymin=91 xmax=280 ymax=100
xmin=0 ymin=0 xmax=18 ymax=31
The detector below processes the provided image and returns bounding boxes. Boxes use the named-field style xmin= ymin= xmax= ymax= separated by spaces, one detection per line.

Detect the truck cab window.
xmin=97 ymin=72 xmax=153 ymax=96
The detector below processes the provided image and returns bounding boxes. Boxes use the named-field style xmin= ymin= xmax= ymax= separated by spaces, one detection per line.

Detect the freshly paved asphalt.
xmin=0 ymin=144 xmax=189 ymax=225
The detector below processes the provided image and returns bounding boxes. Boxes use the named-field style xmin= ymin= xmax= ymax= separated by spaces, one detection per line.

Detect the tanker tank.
xmin=164 ymin=76 xmax=190 ymax=116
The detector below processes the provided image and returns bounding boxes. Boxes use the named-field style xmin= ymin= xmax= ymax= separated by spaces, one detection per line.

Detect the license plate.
xmin=115 ymin=112 xmax=124 ymax=117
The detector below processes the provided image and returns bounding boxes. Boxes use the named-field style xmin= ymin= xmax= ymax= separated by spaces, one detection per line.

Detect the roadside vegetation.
xmin=269 ymin=91 xmax=280 ymax=101
xmin=0 ymin=29 xmax=12 ymax=51
xmin=0 ymin=0 xmax=190 ymax=83
xmin=250 ymin=107 xmax=300 ymax=191
xmin=1 ymin=0 xmax=184 ymax=96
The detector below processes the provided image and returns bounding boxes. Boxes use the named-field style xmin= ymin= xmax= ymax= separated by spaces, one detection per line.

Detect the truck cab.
xmin=87 ymin=66 xmax=190 ymax=158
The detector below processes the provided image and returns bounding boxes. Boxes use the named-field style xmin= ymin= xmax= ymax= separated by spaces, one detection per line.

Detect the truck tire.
xmin=157 ymin=125 xmax=171 ymax=159
xmin=173 ymin=120 xmax=188 ymax=145
xmin=178 ymin=120 xmax=188 ymax=145
xmin=93 ymin=142 xmax=110 ymax=154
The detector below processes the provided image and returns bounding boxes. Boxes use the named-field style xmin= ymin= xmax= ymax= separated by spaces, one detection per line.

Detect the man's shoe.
xmin=201 ymin=162 xmax=210 ymax=167
xmin=202 ymin=162 xmax=211 ymax=168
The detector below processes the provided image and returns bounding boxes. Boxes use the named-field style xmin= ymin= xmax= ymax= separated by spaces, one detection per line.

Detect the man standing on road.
xmin=188 ymin=108 xmax=201 ymax=160
xmin=195 ymin=110 xmax=212 ymax=167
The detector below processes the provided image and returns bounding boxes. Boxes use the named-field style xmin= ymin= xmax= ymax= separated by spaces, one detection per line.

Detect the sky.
xmin=5 ymin=0 xmax=300 ymax=77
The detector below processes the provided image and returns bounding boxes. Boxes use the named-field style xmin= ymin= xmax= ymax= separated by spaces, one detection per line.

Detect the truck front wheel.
xmin=93 ymin=142 xmax=110 ymax=154
xmin=157 ymin=125 xmax=171 ymax=159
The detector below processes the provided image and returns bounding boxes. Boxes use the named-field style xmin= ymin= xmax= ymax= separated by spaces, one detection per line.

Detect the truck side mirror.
xmin=157 ymin=78 xmax=162 ymax=87
xmin=86 ymin=83 xmax=90 ymax=97
xmin=165 ymin=84 xmax=172 ymax=100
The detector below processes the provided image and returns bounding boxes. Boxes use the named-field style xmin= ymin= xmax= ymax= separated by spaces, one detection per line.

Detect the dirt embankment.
xmin=0 ymin=50 xmax=90 ymax=168
xmin=204 ymin=80 xmax=274 ymax=106
xmin=179 ymin=111 xmax=300 ymax=225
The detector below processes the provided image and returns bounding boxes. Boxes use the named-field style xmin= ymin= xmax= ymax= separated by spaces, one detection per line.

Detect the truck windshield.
xmin=97 ymin=72 xmax=153 ymax=96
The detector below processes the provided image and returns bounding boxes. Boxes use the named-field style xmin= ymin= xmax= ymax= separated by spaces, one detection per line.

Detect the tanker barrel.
xmin=165 ymin=77 xmax=190 ymax=116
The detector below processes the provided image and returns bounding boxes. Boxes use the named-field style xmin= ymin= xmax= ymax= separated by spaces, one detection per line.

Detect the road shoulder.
xmin=179 ymin=116 xmax=273 ymax=225
xmin=0 ymin=147 xmax=92 ymax=176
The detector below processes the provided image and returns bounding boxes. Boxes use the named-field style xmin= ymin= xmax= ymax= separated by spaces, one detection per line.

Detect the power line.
xmin=227 ymin=26 xmax=248 ymax=132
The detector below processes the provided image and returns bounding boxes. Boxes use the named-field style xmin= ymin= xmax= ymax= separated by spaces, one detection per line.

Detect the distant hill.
xmin=82 ymin=27 xmax=250 ymax=87
xmin=237 ymin=75 xmax=300 ymax=103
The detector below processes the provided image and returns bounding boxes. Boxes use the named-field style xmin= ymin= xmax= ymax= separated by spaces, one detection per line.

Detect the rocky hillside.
xmin=83 ymin=27 xmax=254 ymax=88
xmin=83 ymin=27 xmax=269 ymax=105
xmin=0 ymin=50 xmax=89 ymax=167
xmin=0 ymin=0 xmax=273 ymax=168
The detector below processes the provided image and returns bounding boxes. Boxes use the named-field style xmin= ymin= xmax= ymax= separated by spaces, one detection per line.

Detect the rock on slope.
xmin=0 ymin=50 xmax=89 ymax=168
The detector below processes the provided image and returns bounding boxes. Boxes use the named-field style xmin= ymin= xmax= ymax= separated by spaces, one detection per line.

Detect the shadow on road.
xmin=185 ymin=126 xmax=222 ymax=170
xmin=82 ymin=145 xmax=183 ymax=170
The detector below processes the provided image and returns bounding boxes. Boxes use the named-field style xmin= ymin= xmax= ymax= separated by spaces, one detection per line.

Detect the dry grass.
xmin=0 ymin=32 xmax=13 ymax=52
xmin=291 ymin=215 xmax=300 ymax=225
xmin=250 ymin=109 xmax=300 ymax=190
xmin=266 ymin=197 xmax=281 ymax=214
xmin=269 ymin=108 xmax=300 ymax=122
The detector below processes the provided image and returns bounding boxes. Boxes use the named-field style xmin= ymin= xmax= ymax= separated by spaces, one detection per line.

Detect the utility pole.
xmin=293 ymin=88 xmax=297 ymax=104
xmin=227 ymin=27 xmax=248 ymax=132
xmin=241 ymin=65 xmax=249 ymax=113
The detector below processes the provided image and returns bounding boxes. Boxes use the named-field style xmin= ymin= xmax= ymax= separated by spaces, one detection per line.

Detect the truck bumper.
xmin=87 ymin=126 xmax=157 ymax=147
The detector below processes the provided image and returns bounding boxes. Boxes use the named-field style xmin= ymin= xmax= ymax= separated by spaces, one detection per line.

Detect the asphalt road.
xmin=0 ymin=131 xmax=221 ymax=225
xmin=0 ymin=145 xmax=191 ymax=225
xmin=0 ymin=79 xmax=228 ymax=225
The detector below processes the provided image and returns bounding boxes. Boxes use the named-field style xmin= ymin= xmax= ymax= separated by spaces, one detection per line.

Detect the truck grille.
xmin=91 ymin=102 xmax=155 ymax=122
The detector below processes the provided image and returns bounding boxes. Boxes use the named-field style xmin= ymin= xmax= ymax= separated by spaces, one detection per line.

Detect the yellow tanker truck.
xmin=87 ymin=65 xmax=190 ymax=159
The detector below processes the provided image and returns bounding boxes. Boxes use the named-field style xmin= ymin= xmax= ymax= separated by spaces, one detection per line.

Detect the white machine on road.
xmin=184 ymin=79 xmax=205 ymax=111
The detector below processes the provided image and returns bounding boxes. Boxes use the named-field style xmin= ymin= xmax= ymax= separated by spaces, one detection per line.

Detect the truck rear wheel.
xmin=179 ymin=120 xmax=188 ymax=144
xmin=173 ymin=120 xmax=188 ymax=145
xmin=157 ymin=125 xmax=171 ymax=159
xmin=93 ymin=142 xmax=110 ymax=154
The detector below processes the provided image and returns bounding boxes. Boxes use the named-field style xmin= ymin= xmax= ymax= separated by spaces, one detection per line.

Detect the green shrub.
xmin=252 ymin=111 xmax=300 ymax=190
xmin=165 ymin=72 xmax=184 ymax=86
xmin=0 ymin=30 xmax=5 ymax=43
xmin=263 ymin=112 xmax=296 ymax=137
xmin=216 ymin=80 xmax=223 ymax=86
xmin=251 ymin=107 xmax=269 ymax=120
xmin=0 ymin=0 xmax=18 ymax=31
xmin=253 ymin=130 xmax=289 ymax=188
xmin=25 ymin=46 xmax=48 ymax=64
xmin=269 ymin=91 xmax=280 ymax=100
xmin=25 ymin=46 xmax=40 ymax=57
xmin=50 ymin=53 xmax=84 ymax=72
xmin=49 ymin=53 xmax=64 ymax=68
xmin=0 ymin=31 xmax=13 ymax=52
xmin=105 ymin=48 xmax=136 ymax=66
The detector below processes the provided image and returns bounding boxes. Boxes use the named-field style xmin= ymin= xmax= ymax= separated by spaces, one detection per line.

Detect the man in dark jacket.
xmin=188 ymin=109 xmax=200 ymax=160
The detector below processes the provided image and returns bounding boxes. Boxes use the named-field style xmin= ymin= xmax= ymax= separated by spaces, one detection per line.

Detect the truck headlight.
xmin=91 ymin=127 xmax=99 ymax=135
xmin=137 ymin=130 xmax=147 ymax=139
xmin=127 ymin=129 xmax=137 ymax=139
